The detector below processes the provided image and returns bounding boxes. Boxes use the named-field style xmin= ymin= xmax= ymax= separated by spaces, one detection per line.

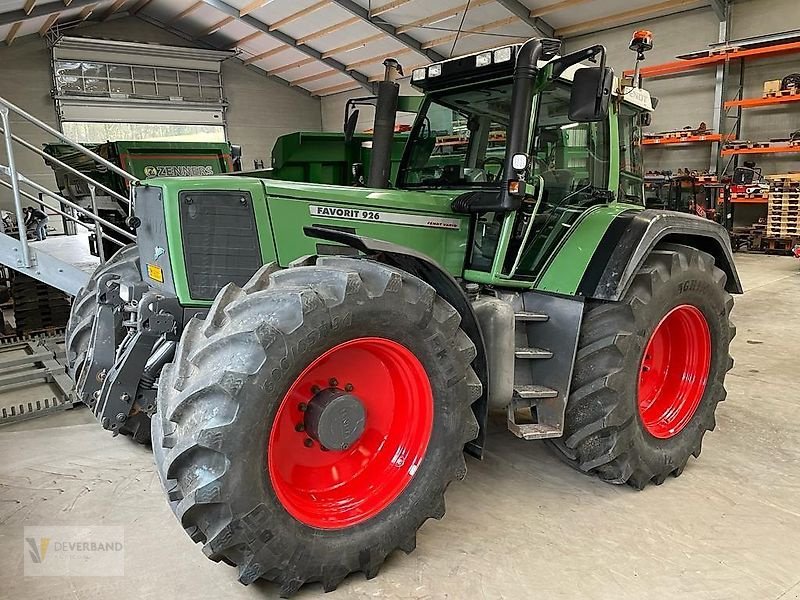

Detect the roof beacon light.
xmin=629 ymin=29 xmax=654 ymax=88
xmin=476 ymin=52 xmax=492 ymax=67
xmin=494 ymin=47 xmax=512 ymax=63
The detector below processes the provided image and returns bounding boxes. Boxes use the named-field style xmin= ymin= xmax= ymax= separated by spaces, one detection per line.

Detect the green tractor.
xmin=67 ymin=38 xmax=739 ymax=595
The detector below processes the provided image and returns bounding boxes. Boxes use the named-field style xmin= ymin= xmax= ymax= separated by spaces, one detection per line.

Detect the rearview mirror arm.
xmin=550 ymin=45 xmax=607 ymax=80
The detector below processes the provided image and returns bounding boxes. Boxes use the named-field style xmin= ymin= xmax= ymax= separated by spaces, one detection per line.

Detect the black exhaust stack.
xmin=368 ymin=59 xmax=402 ymax=189
xmin=497 ymin=38 xmax=546 ymax=212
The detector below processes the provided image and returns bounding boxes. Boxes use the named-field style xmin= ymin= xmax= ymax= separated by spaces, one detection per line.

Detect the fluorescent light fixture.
xmin=412 ymin=68 xmax=427 ymax=81
xmin=428 ymin=63 xmax=442 ymax=77
xmin=494 ymin=47 xmax=512 ymax=63
xmin=561 ymin=122 xmax=581 ymax=130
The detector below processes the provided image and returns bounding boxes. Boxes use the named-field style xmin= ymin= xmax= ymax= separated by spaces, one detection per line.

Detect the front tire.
xmin=152 ymin=257 xmax=480 ymax=596
xmin=550 ymin=243 xmax=735 ymax=489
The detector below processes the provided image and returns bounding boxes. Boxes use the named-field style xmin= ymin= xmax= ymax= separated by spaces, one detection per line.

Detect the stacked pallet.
xmin=766 ymin=174 xmax=800 ymax=238
xmin=10 ymin=274 xmax=71 ymax=334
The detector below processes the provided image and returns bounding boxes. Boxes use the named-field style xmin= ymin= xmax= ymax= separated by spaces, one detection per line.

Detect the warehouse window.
xmin=53 ymin=61 xmax=224 ymax=102
xmin=62 ymin=122 xmax=226 ymax=144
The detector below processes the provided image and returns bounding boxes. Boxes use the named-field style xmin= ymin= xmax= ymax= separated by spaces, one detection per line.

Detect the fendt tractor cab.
xmin=67 ymin=38 xmax=740 ymax=596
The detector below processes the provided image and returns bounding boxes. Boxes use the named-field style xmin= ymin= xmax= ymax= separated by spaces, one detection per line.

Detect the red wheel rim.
xmin=268 ymin=337 xmax=433 ymax=529
xmin=637 ymin=304 xmax=711 ymax=439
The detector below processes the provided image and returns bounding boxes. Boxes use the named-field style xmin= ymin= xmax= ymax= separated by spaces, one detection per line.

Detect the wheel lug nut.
xmin=304 ymin=438 xmax=314 ymax=448
xmin=344 ymin=383 xmax=354 ymax=392
xmin=311 ymin=385 xmax=320 ymax=394
xmin=329 ymin=378 xmax=338 ymax=387
xmin=295 ymin=423 xmax=305 ymax=432
xmin=298 ymin=402 xmax=307 ymax=412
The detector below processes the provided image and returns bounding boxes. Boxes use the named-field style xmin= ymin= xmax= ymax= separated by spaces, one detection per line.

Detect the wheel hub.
xmin=637 ymin=304 xmax=711 ymax=439
xmin=304 ymin=387 xmax=366 ymax=451
xmin=268 ymin=337 xmax=434 ymax=529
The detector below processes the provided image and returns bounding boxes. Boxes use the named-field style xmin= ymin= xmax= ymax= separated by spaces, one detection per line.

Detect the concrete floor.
xmin=1 ymin=254 xmax=799 ymax=600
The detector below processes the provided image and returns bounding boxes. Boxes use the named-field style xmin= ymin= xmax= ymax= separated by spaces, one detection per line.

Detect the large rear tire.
xmin=65 ymin=244 xmax=150 ymax=443
xmin=152 ymin=257 xmax=481 ymax=596
xmin=549 ymin=243 xmax=735 ymax=489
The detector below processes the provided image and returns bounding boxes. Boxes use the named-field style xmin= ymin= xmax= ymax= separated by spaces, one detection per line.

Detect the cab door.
xmin=463 ymin=84 xmax=613 ymax=287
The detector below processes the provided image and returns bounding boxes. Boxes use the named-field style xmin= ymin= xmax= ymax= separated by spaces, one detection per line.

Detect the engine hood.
xmin=259 ymin=178 xmax=467 ymax=216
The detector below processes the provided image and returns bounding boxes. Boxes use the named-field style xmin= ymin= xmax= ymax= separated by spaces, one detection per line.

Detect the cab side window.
xmin=619 ymin=106 xmax=644 ymax=203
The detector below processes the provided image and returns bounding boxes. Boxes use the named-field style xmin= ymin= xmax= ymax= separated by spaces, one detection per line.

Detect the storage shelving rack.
xmin=624 ymin=26 xmax=800 ymax=250
xmin=623 ymin=29 xmax=800 ymax=176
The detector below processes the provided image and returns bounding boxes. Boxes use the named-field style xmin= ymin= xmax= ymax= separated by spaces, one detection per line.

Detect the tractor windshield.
xmin=398 ymin=83 xmax=511 ymax=189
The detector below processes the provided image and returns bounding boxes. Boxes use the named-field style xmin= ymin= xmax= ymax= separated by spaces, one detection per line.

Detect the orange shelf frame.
xmin=643 ymin=133 xmax=725 ymax=145
xmin=721 ymin=144 xmax=800 ymax=156
xmin=730 ymin=197 xmax=769 ymax=204
xmin=623 ymin=39 xmax=800 ymax=79
xmin=724 ymin=93 xmax=800 ymax=109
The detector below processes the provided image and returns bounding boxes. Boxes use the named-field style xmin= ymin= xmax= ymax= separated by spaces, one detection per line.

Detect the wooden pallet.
xmin=767 ymin=228 xmax=800 ymax=238
xmin=763 ymin=236 xmax=800 ymax=254
xmin=763 ymin=89 xmax=800 ymax=99
xmin=766 ymin=173 xmax=800 ymax=181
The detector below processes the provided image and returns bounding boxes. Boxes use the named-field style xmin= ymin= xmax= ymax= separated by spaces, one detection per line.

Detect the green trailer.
xmin=67 ymin=38 xmax=739 ymax=596
xmin=251 ymin=130 xmax=408 ymax=186
xmin=44 ymin=140 xmax=234 ymax=258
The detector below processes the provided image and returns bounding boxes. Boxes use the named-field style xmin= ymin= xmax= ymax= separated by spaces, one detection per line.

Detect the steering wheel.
xmin=480 ymin=156 xmax=505 ymax=182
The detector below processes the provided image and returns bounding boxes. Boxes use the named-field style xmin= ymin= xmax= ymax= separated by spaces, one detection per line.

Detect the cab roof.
xmin=410 ymin=43 xmax=654 ymax=113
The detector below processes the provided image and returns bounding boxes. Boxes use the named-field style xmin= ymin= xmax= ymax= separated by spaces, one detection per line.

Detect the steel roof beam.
xmin=136 ymin=12 xmax=314 ymax=97
xmin=0 ymin=0 xmax=99 ymax=27
xmin=709 ymin=0 xmax=727 ymax=21
xmin=199 ymin=0 xmax=374 ymax=93
xmin=327 ymin=0 xmax=446 ymax=63
xmin=494 ymin=0 xmax=555 ymax=38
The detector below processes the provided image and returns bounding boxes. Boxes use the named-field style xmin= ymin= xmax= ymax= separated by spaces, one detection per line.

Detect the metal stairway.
xmin=505 ymin=295 xmax=585 ymax=440
xmin=0 ymin=95 xmax=138 ymax=296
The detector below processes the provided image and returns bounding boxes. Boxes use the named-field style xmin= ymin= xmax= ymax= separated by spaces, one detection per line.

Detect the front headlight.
xmin=494 ymin=47 xmax=512 ymax=63
xmin=476 ymin=52 xmax=492 ymax=67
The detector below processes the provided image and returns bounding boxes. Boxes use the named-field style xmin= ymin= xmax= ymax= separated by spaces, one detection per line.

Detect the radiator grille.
xmin=179 ymin=191 xmax=262 ymax=300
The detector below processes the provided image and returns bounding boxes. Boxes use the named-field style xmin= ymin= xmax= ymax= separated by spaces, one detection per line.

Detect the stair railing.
xmin=0 ymin=94 xmax=139 ymax=270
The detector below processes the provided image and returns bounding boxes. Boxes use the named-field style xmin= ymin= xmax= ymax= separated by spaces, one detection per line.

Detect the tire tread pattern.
xmin=550 ymin=243 xmax=736 ymax=489
xmin=153 ymin=257 xmax=480 ymax=596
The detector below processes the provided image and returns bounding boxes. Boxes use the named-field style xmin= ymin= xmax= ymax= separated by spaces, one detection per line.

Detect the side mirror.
xmin=344 ymin=109 xmax=359 ymax=143
xmin=569 ymin=66 xmax=614 ymax=122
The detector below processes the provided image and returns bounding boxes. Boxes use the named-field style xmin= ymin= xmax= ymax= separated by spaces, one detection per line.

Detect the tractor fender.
xmin=579 ymin=209 xmax=744 ymax=301
xmin=303 ymin=226 xmax=489 ymax=459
